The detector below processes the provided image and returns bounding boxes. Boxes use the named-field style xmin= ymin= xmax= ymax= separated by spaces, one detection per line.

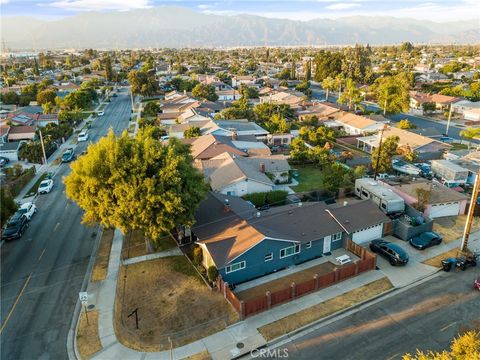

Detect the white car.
xmin=17 ymin=202 xmax=37 ymax=220
xmin=98 ymin=111 xmax=105 ymax=116
xmin=78 ymin=131 xmax=89 ymax=142
xmin=38 ymin=179 xmax=54 ymax=194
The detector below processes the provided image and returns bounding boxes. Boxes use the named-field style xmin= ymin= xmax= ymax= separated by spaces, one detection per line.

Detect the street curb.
xmin=67 ymin=225 xmax=103 ymax=360
xmin=235 ymin=270 xmax=444 ymax=360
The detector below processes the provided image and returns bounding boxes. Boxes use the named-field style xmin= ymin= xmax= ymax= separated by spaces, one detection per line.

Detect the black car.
xmin=409 ymin=231 xmax=442 ymax=250
xmin=2 ymin=213 xmax=29 ymax=241
xmin=62 ymin=148 xmax=75 ymax=163
xmin=369 ymin=239 xmax=409 ymax=266
xmin=0 ymin=156 xmax=10 ymax=167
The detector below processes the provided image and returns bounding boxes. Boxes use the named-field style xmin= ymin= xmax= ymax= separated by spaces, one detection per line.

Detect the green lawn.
xmin=450 ymin=143 xmax=469 ymax=150
xmin=290 ymin=165 xmax=324 ymax=192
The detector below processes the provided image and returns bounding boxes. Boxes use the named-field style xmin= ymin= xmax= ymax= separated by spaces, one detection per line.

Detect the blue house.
xmin=193 ymin=193 xmax=389 ymax=285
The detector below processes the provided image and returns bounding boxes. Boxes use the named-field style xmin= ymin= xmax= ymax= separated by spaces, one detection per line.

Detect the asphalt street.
xmin=0 ymin=89 xmax=132 ymax=359
xmin=311 ymin=87 xmax=467 ymax=141
xmin=267 ymin=270 xmax=480 ymax=360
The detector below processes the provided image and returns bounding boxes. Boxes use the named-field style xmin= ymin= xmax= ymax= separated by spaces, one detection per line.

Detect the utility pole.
xmin=130 ymin=88 xmax=134 ymax=113
xmin=168 ymin=337 xmax=173 ymax=360
xmin=38 ymin=129 xmax=47 ymax=165
xmin=445 ymin=103 xmax=453 ymax=136
xmin=373 ymin=125 xmax=388 ymax=181
xmin=461 ymin=170 xmax=480 ymax=252
xmin=383 ymin=98 xmax=387 ymax=116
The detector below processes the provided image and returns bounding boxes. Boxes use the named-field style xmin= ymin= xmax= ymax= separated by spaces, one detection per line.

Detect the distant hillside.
xmin=1 ymin=7 xmax=478 ymax=49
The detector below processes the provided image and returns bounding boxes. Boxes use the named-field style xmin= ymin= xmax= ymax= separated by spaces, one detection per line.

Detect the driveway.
xmin=373 ymin=235 xmax=440 ymax=288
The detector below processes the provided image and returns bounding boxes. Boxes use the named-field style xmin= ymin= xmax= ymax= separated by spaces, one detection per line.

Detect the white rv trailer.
xmin=354 ymin=178 xmax=405 ymax=214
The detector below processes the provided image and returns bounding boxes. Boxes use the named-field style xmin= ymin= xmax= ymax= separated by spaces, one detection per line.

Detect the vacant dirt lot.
xmin=423 ymin=248 xmax=463 ymax=268
xmin=433 ymin=215 xmax=478 ymax=243
xmin=114 ymin=256 xmax=239 ymax=351
xmin=121 ymin=230 xmax=177 ymax=260
xmin=236 ymin=261 xmax=336 ymax=301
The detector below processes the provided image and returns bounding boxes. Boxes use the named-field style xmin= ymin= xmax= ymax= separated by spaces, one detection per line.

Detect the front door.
xmin=323 ymin=235 xmax=331 ymax=254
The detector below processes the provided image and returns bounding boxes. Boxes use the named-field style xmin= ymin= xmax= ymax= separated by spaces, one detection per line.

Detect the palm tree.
xmin=321 ymin=77 xmax=335 ymax=102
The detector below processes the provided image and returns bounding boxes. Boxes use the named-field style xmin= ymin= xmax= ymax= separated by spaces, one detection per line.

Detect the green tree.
xmin=215 ymin=97 xmax=256 ymax=121
xmin=265 ymin=113 xmax=290 ymax=134
xmin=314 ymin=51 xmax=344 ymax=82
xmin=338 ymin=78 xmax=363 ymax=111
xmin=422 ymin=102 xmax=436 ymax=114
xmin=0 ymin=91 xmax=20 ymax=105
xmin=254 ymin=103 xmax=294 ymax=123
xmin=143 ymin=101 xmax=160 ymax=117
xmin=64 ymin=127 xmax=208 ymax=245
xmin=191 ymin=83 xmax=218 ymax=101
xmin=128 ymin=70 xmax=159 ymax=96
xmin=184 ymin=126 xmax=201 ymax=138
xmin=103 ymin=55 xmax=114 ymax=82
xmin=403 ymin=330 xmax=479 ymax=360
xmin=321 ymin=77 xmax=335 ymax=102
xmin=290 ymin=138 xmax=309 ymax=164
xmin=0 ymin=187 xmax=18 ymax=224
xmin=371 ymin=135 xmax=400 ymax=173
xmin=397 ymin=119 xmax=417 ymax=129
xmin=42 ymin=102 xmax=55 ymax=114
xmin=207 ymin=266 xmax=219 ymax=283
xmin=400 ymin=42 xmax=414 ymax=53
xmin=290 ymin=59 xmax=296 ymax=80
xmin=240 ymin=84 xmax=259 ymax=99
xmin=36 ymin=88 xmax=57 ymax=105
xmin=375 ymin=73 xmax=410 ymax=115
xmin=341 ymin=45 xmax=372 ymax=83
xmin=304 ymin=60 xmax=312 ymax=81
xmin=460 ymin=127 xmax=480 ymax=149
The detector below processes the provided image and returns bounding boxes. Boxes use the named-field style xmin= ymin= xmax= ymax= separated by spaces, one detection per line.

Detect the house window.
xmin=280 ymin=244 xmax=301 ymax=259
xmin=361 ymin=190 xmax=369 ymax=198
xmin=305 ymin=241 xmax=312 ymax=249
xmin=332 ymin=233 xmax=342 ymax=242
xmin=265 ymin=253 xmax=273 ymax=262
xmin=225 ymin=261 xmax=246 ymax=274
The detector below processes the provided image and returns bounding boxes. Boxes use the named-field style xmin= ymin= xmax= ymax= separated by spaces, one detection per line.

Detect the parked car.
xmin=38 ymin=179 xmax=54 ymax=194
xmin=78 ymin=131 xmax=89 ymax=142
xmin=2 ymin=213 xmax=28 ymax=241
xmin=0 ymin=156 xmax=10 ymax=167
xmin=409 ymin=231 xmax=442 ymax=250
xmin=62 ymin=148 xmax=75 ymax=163
xmin=17 ymin=202 xmax=37 ymax=220
xmin=369 ymin=239 xmax=409 ymax=266
xmin=474 ymin=277 xmax=480 ymax=291
xmin=98 ymin=111 xmax=105 ymax=116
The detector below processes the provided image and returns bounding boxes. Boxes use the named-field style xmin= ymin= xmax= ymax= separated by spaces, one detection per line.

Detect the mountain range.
xmin=1 ymin=6 xmax=478 ymax=50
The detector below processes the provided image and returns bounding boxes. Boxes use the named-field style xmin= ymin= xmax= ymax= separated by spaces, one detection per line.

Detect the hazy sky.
xmin=1 ymin=0 xmax=479 ymax=22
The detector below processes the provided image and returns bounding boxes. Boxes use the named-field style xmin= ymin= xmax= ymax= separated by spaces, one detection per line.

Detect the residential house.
xmin=168 ymin=120 xmax=218 ymax=139
xmin=357 ymin=126 xmax=451 ymax=156
xmin=189 ymin=134 xmax=247 ymax=161
xmin=193 ymin=193 xmax=389 ymax=285
xmin=409 ymin=91 xmax=461 ymax=113
xmin=7 ymin=125 xmax=37 ymax=142
xmin=259 ymin=90 xmax=305 ymax=108
xmin=201 ymin=153 xmax=290 ymax=195
xmin=297 ymin=103 xmax=341 ymax=122
xmin=0 ymin=141 xmax=23 ymax=162
xmin=266 ymin=133 xmax=293 ymax=147
xmin=0 ymin=125 xmax=10 ymax=143
xmin=379 ymin=178 xmax=468 ymax=218
xmin=216 ymin=89 xmax=242 ymax=101
xmin=232 ymin=75 xmax=257 ymax=88
xmin=335 ymin=112 xmax=386 ymax=136
xmin=213 ymin=120 xmax=269 ymax=139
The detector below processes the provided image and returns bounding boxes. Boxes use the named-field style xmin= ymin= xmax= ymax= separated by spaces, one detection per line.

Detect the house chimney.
xmin=224 ymin=198 xmax=231 ymax=212
xmin=259 ymin=162 xmax=266 ymax=173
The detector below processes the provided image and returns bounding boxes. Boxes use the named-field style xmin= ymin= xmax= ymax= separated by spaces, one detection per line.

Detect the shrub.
xmin=266 ymin=190 xmax=289 ymax=206
xmin=207 ymin=266 xmax=219 ymax=283
xmin=193 ymin=246 xmax=203 ymax=265
xmin=243 ymin=192 xmax=267 ymax=207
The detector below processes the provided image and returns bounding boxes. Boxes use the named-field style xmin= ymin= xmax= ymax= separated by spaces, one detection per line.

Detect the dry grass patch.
xmin=423 ymin=248 xmax=463 ymax=268
xmin=236 ymin=262 xmax=336 ymax=301
xmin=433 ymin=216 xmax=476 ymax=243
xmin=114 ymin=256 xmax=239 ymax=352
xmin=76 ymin=310 xmax=102 ymax=359
xmin=121 ymin=230 xmax=177 ymax=260
xmin=184 ymin=351 xmax=212 ymax=360
xmin=258 ymin=277 xmax=393 ymax=341
xmin=91 ymin=228 xmax=115 ymax=282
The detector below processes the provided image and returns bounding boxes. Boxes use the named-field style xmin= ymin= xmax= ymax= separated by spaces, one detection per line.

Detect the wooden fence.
xmin=217 ymin=240 xmax=377 ymax=319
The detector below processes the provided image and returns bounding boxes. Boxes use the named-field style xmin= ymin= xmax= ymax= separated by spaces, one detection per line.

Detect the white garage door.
xmin=352 ymin=223 xmax=383 ymax=244
xmin=429 ymin=202 xmax=460 ymax=218
xmin=0 ymin=150 xmax=19 ymax=162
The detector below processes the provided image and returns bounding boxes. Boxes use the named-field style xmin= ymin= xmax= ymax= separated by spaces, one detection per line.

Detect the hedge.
xmin=243 ymin=190 xmax=289 ymax=207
